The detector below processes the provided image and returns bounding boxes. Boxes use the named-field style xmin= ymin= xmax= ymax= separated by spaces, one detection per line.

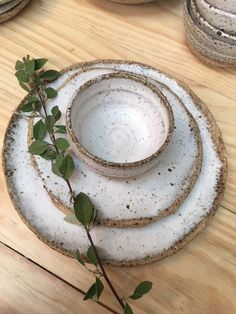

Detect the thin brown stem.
xmin=85 ymin=228 xmax=125 ymax=309
xmin=30 ymin=72 xmax=125 ymax=312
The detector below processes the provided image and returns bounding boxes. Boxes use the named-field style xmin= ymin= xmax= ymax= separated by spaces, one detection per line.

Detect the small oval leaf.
xmin=124 ymin=303 xmax=133 ymax=314
xmin=55 ymin=125 xmax=67 ymax=134
xmin=83 ymin=283 xmax=97 ymax=301
xmin=40 ymin=70 xmax=60 ymax=81
xmin=59 ymin=154 xmax=75 ymax=180
xmin=25 ymin=59 xmax=35 ymax=75
xmin=64 ymin=214 xmax=80 ymax=225
xmin=129 ymin=281 xmax=153 ymax=300
xmin=74 ymin=193 xmax=94 ymax=227
xmin=87 ymin=245 xmax=98 ymax=266
xmin=45 ymin=115 xmax=55 ymax=133
xmin=75 ymin=249 xmax=85 ymax=266
xmin=40 ymin=146 xmax=57 ymax=160
xmin=28 ymin=140 xmax=49 ymax=155
xmin=51 ymin=105 xmax=61 ymax=121
xmin=95 ymin=277 xmax=104 ymax=300
xmin=15 ymin=60 xmax=24 ymax=70
xmin=55 ymin=138 xmax=70 ymax=151
xmin=15 ymin=70 xmax=29 ymax=83
xmin=46 ymin=87 xmax=58 ymax=99
xmin=33 ymin=120 xmax=47 ymax=140
xmin=34 ymin=58 xmax=48 ymax=70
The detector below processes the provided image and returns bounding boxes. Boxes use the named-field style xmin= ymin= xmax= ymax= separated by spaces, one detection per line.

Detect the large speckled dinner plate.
xmin=2 ymin=60 xmax=227 ymax=266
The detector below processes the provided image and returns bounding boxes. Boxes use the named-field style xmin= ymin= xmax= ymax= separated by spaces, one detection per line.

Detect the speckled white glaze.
xmin=0 ymin=0 xmax=22 ymax=14
xmin=186 ymin=30 xmax=236 ymax=66
xmin=196 ymin=0 xmax=236 ymax=34
xmin=3 ymin=61 xmax=226 ymax=264
xmin=67 ymin=72 xmax=173 ymax=178
xmin=190 ymin=0 xmax=236 ymax=45
xmin=184 ymin=0 xmax=236 ymax=66
xmin=207 ymin=0 xmax=236 ymax=14
xmin=30 ymin=67 xmax=201 ymax=226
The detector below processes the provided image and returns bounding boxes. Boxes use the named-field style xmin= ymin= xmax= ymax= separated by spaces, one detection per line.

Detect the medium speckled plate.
xmin=2 ymin=60 xmax=227 ymax=266
xmin=28 ymin=67 xmax=202 ymax=227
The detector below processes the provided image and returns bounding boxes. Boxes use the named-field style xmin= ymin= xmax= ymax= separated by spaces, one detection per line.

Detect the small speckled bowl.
xmin=196 ymin=0 xmax=236 ymax=35
xmin=66 ymin=72 xmax=174 ymax=178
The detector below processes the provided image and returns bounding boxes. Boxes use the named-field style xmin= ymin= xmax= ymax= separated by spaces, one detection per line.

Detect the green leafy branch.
xmin=15 ymin=56 xmax=153 ymax=314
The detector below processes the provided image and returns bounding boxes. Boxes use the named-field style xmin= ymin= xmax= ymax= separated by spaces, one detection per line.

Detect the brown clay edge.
xmin=2 ymin=60 xmax=227 ymax=266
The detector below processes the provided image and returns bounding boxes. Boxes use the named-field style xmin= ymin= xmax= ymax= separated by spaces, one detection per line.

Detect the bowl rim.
xmin=190 ymin=0 xmax=236 ymax=44
xmin=66 ymin=71 xmax=174 ymax=170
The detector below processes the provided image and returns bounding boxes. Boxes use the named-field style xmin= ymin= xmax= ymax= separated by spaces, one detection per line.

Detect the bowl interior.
xmin=70 ymin=75 xmax=171 ymax=164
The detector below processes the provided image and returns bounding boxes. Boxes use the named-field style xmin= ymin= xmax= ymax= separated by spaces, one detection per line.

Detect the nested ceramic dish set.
xmin=184 ymin=0 xmax=236 ymax=66
xmin=0 ymin=0 xmax=30 ymax=23
xmin=2 ymin=60 xmax=227 ymax=266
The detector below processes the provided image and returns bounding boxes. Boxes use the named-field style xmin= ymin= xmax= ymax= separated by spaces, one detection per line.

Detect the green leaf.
xmin=64 ymin=214 xmax=80 ymax=225
xmin=45 ymin=115 xmax=55 ymax=133
xmin=33 ymin=73 xmax=41 ymax=88
xmin=46 ymin=87 xmax=58 ymax=99
xmin=19 ymin=81 xmax=30 ymax=92
xmin=15 ymin=60 xmax=24 ymax=70
xmin=40 ymin=70 xmax=60 ymax=81
xmin=74 ymin=193 xmax=94 ymax=227
xmin=75 ymin=249 xmax=85 ymax=266
xmin=55 ymin=138 xmax=70 ymax=151
xmin=21 ymin=95 xmax=40 ymax=112
xmin=34 ymin=58 xmax=48 ymax=70
xmin=52 ymin=152 xmax=64 ymax=177
xmin=33 ymin=120 xmax=47 ymax=140
xmin=59 ymin=154 xmax=75 ymax=180
xmin=87 ymin=246 xmax=98 ymax=266
xmin=15 ymin=70 xmax=29 ymax=83
xmin=95 ymin=277 xmax=104 ymax=300
xmin=40 ymin=146 xmax=57 ymax=160
xmin=55 ymin=125 xmax=67 ymax=134
xmin=27 ymin=95 xmax=40 ymax=104
xmin=129 ymin=281 xmax=153 ymax=300
xmin=51 ymin=106 xmax=61 ymax=121
xmin=21 ymin=101 xmax=41 ymax=113
xmin=84 ymin=283 xmax=97 ymax=301
xmin=83 ymin=278 xmax=104 ymax=301
xmin=124 ymin=303 xmax=133 ymax=314
xmin=25 ymin=59 xmax=35 ymax=75
xmin=28 ymin=140 xmax=49 ymax=155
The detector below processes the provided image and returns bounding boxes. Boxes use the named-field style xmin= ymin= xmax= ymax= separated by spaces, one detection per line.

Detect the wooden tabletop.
xmin=0 ymin=0 xmax=235 ymax=313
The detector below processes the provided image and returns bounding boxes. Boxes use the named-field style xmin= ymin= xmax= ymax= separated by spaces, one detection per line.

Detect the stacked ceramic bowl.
xmin=0 ymin=0 xmax=30 ymax=23
xmin=3 ymin=60 xmax=227 ymax=266
xmin=184 ymin=0 xmax=236 ymax=66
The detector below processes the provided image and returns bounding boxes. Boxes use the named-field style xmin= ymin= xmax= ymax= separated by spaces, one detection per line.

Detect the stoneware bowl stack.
xmin=184 ymin=0 xmax=236 ymax=66
xmin=0 ymin=0 xmax=30 ymax=23
xmin=2 ymin=60 xmax=227 ymax=266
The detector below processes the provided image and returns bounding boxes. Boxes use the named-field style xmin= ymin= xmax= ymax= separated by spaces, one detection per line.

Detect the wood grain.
xmin=0 ymin=0 xmax=235 ymax=313
xmin=0 ymin=243 xmax=109 ymax=314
